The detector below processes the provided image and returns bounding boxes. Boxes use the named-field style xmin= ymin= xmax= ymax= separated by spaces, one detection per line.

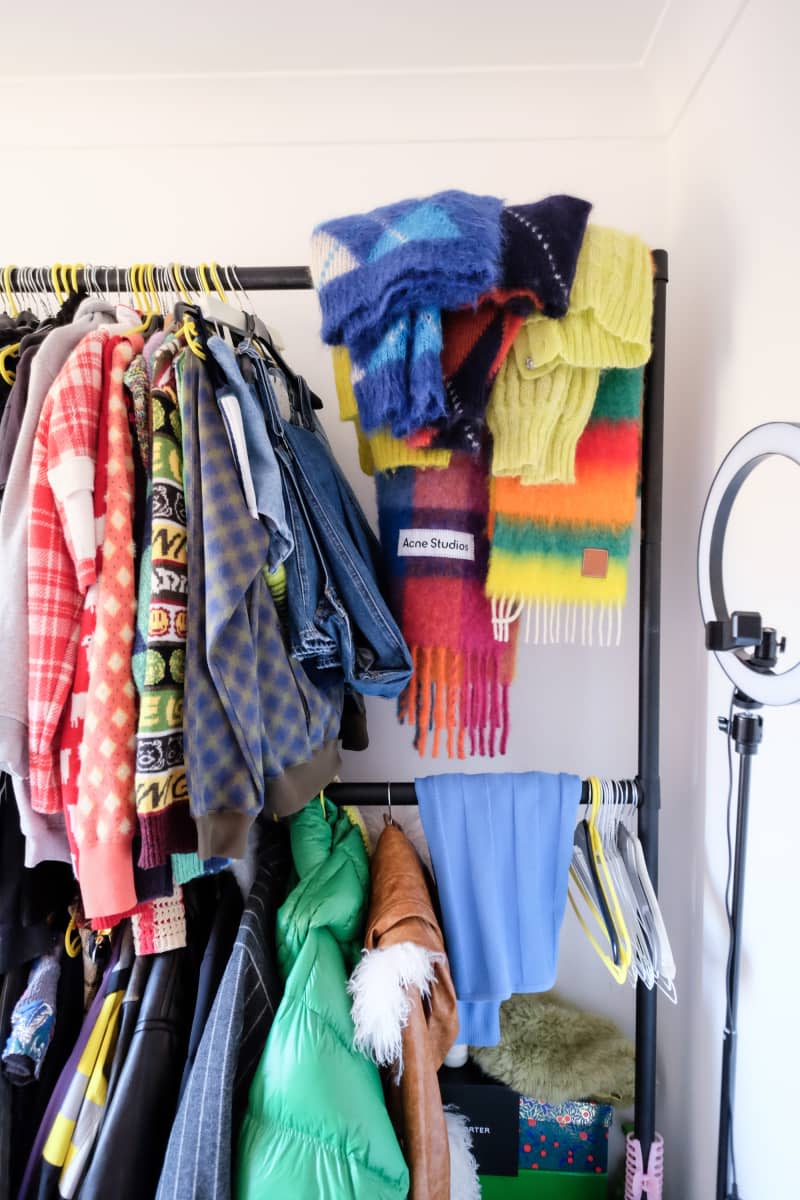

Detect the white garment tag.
xmin=397 ymin=528 xmax=475 ymax=561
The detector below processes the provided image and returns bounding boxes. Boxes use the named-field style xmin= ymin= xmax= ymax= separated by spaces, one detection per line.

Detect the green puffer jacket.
xmin=236 ymin=799 xmax=410 ymax=1199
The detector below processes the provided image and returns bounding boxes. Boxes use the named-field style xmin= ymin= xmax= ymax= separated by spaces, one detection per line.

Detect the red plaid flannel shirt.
xmin=27 ymin=330 xmax=108 ymax=813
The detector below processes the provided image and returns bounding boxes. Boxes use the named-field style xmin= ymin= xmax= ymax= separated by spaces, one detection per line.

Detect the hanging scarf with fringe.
xmin=487 ymin=225 xmax=653 ymax=486
xmin=426 ymin=195 xmax=592 ymax=453
xmin=376 ymin=454 xmax=517 ymax=758
xmin=485 ymin=367 xmax=644 ymax=646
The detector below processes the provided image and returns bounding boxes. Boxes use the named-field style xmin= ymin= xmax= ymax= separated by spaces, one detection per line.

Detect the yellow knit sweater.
xmin=488 ymin=225 xmax=653 ymax=484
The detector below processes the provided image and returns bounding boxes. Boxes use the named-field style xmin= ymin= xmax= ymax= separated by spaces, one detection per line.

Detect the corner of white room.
xmin=663 ymin=1 xmax=800 ymax=1195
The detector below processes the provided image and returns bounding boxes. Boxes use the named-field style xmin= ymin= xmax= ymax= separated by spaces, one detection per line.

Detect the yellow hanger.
xmin=568 ymin=869 xmax=629 ymax=983
xmin=181 ymin=316 xmax=206 ymax=360
xmin=569 ymin=777 xmax=632 ymax=983
xmin=145 ymin=262 xmax=161 ymax=317
xmin=177 ymin=307 xmax=207 ymax=361
xmin=0 ymin=342 xmax=20 ymax=385
xmin=208 ymin=261 xmax=228 ymax=301
xmin=123 ymin=263 xmax=154 ymax=336
xmin=69 ymin=262 xmax=85 ymax=295
xmin=591 ymin=778 xmax=632 ymax=969
xmin=50 ymin=263 xmax=65 ymax=306
xmin=64 ymin=912 xmax=82 ymax=958
xmin=171 ymin=262 xmax=192 ymax=305
xmin=197 ymin=262 xmax=215 ymax=297
xmin=173 ymin=263 xmax=206 ymax=359
xmin=58 ymin=263 xmax=73 ymax=299
xmin=3 ymin=265 xmax=19 ymax=318
xmin=132 ymin=262 xmax=146 ymax=311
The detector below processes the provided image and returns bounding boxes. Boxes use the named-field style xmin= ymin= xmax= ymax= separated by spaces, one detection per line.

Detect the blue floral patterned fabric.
xmin=3 ymin=953 xmax=60 ymax=1083
xmin=518 ymin=1098 xmax=612 ymax=1175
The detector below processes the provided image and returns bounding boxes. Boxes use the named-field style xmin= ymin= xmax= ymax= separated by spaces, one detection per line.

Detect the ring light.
xmin=699 ymin=422 xmax=800 ymax=1200
xmin=697 ymin=421 xmax=800 ymax=705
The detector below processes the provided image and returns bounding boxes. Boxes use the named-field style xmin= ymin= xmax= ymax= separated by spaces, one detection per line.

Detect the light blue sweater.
xmin=417 ymin=771 xmax=581 ymax=1047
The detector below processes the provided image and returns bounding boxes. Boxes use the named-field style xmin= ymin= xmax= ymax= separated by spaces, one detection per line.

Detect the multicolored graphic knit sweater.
xmin=134 ymin=377 xmax=195 ymax=869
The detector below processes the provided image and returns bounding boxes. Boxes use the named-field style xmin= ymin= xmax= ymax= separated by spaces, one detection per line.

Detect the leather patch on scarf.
xmin=581 ymin=547 xmax=609 ymax=579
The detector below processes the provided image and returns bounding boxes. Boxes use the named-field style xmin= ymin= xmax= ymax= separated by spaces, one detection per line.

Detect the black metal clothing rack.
xmin=14 ymin=255 xmax=668 ymax=1166
xmin=328 ymin=250 xmax=670 ymax=1168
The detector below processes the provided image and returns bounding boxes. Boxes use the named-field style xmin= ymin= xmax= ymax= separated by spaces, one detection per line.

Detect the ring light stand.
xmin=697 ymin=422 xmax=800 ymax=1200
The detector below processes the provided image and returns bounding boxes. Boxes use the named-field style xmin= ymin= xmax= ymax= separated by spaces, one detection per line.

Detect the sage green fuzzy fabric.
xmin=470 ymin=990 xmax=635 ymax=1106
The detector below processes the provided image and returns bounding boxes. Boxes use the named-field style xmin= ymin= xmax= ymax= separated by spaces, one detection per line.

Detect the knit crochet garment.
xmin=376 ymin=455 xmax=517 ymax=758
xmin=486 ymin=367 xmax=644 ymax=646
xmin=312 ymin=190 xmax=503 ymax=438
xmin=130 ymin=887 xmax=187 ymax=956
xmin=134 ymin=374 xmax=196 ymax=869
xmin=488 ymin=224 xmax=652 ymax=484
xmin=429 ymin=195 xmax=592 ymax=453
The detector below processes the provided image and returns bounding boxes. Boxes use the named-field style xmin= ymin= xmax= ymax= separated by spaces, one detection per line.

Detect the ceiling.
xmin=0 ymin=0 xmax=748 ymax=144
xmin=3 ymin=1 xmax=668 ymax=76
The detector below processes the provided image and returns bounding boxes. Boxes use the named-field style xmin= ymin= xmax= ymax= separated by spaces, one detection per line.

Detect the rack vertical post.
xmin=635 ymin=249 xmax=668 ymax=1162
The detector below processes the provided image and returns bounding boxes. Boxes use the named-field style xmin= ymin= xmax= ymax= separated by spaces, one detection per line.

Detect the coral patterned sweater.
xmin=58 ymin=347 xmax=111 ymax=866
xmin=74 ymin=336 xmax=142 ymax=919
xmin=28 ymin=331 xmax=108 ymax=813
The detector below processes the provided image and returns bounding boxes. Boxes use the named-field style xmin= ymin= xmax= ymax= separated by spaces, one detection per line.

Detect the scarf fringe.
xmin=491 ymin=599 xmax=624 ymax=647
xmin=400 ymin=646 xmax=509 ymax=759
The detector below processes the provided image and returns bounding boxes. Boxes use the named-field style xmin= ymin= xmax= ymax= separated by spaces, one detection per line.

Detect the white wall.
xmin=663 ymin=1 xmax=800 ymax=1195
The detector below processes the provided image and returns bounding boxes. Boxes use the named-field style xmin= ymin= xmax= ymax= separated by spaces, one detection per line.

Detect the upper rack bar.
xmin=6 ymin=265 xmax=314 ymax=293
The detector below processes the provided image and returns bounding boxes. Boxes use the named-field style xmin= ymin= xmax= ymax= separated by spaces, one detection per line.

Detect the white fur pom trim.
xmin=348 ymin=942 xmax=444 ymax=1077
xmin=446 ymin=1107 xmax=482 ymax=1200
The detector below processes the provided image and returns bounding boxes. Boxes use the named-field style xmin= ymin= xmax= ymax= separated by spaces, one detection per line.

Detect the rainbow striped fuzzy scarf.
xmin=376 ymin=454 xmax=517 ymax=758
xmin=486 ymin=367 xmax=644 ymax=645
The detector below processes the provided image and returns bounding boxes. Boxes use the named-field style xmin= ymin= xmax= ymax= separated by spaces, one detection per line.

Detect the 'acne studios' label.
xmin=397 ymin=528 xmax=475 ymax=561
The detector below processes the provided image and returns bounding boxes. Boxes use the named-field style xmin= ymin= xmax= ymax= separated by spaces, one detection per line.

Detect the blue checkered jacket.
xmin=177 ymin=352 xmax=342 ymax=862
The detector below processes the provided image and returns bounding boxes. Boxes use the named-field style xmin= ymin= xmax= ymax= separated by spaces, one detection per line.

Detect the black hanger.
xmin=250 ymin=320 xmax=323 ymax=421
xmin=574 ymin=820 xmax=620 ymax=966
xmin=173 ymin=302 xmax=227 ymax=392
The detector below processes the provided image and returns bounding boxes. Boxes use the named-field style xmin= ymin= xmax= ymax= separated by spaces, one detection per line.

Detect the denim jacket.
xmin=240 ymin=349 xmax=412 ymax=700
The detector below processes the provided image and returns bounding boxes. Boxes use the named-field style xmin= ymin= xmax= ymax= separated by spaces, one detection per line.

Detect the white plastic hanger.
xmin=620 ymin=780 xmax=677 ymax=1002
xmin=599 ymin=779 xmax=653 ymax=989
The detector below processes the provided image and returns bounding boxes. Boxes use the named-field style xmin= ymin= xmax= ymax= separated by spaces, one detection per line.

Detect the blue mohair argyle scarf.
xmin=311 ymin=190 xmax=503 ymax=438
